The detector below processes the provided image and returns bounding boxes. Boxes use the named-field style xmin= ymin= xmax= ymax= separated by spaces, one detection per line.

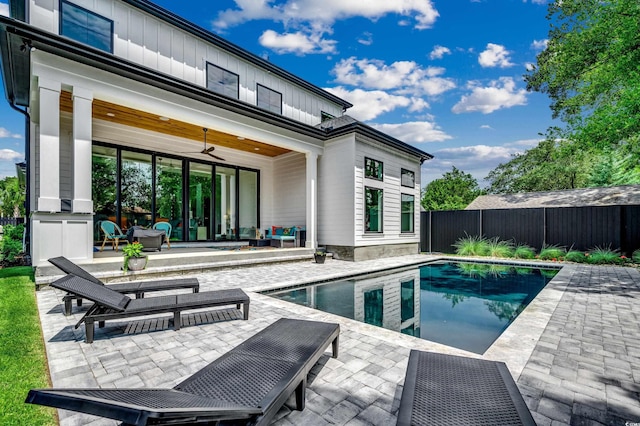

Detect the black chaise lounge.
xmin=397 ymin=350 xmax=536 ymax=426
xmin=26 ymin=318 xmax=339 ymax=425
xmin=48 ymin=256 xmax=201 ymax=316
xmin=49 ymin=274 xmax=249 ymax=343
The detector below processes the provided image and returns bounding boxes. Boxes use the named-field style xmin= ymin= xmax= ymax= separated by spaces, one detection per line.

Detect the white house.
xmin=0 ymin=0 xmax=432 ymax=265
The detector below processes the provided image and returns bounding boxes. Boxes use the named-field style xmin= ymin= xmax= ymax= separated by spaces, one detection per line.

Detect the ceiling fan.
xmin=188 ymin=128 xmax=225 ymax=161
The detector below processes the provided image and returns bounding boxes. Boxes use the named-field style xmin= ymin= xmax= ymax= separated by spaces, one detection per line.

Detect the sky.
xmin=0 ymin=0 xmax=559 ymax=187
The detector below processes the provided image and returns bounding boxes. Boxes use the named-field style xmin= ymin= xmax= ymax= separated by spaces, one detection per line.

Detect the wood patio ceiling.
xmin=59 ymin=91 xmax=291 ymax=157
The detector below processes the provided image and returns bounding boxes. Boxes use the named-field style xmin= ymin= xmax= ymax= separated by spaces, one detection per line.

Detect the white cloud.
xmin=0 ymin=127 xmax=21 ymax=139
xmin=325 ymin=87 xmax=413 ymax=121
xmin=0 ymin=3 xmax=8 ymax=17
xmin=523 ymin=0 xmax=547 ymax=4
xmin=357 ymin=32 xmax=373 ymax=46
xmin=451 ymin=77 xmax=528 ymax=114
xmin=480 ymin=125 xmax=493 ymax=130
xmin=531 ymin=39 xmax=548 ymax=51
xmin=213 ymin=0 xmax=439 ymax=32
xmin=478 ymin=43 xmax=514 ymax=68
xmin=0 ymin=149 xmax=23 ymax=161
xmin=332 ymin=57 xmax=455 ymax=96
xmin=429 ymin=45 xmax=451 ymax=60
xmin=259 ymin=29 xmax=337 ymax=54
xmin=370 ymin=121 xmax=452 ymax=143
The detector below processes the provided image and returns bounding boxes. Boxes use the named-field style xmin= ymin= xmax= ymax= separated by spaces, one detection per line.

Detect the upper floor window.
xmin=401 ymin=169 xmax=415 ymax=188
xmin=365 ymin=157 xmax=383 ymax=181
xmin=321 ymin=111 xmax=335 ymax=122
xmin=257 ymin=84 xmax=282 ymax=114
xmin=60 ymin=0 xmax=113 ymax=53
xmin=207 ymin=63 xmax=239 ymax=99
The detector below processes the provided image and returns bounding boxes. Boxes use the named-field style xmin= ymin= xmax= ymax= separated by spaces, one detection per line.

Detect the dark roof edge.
xmin=327 ymin=122 xmax=434 ymax=163
xmin=122 ymin=0 xmax=352 ymax=110
xmin=0 ymin=16 xmax=332 ymax=139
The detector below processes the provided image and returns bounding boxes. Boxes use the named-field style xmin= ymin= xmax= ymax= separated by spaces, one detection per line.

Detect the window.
xmin=321 ymin=111 xmax=335 ymax=122
xmin=365 ymin=157 xmax=383 ymax=180
xmin=401 ymin=169 xmax=415 ymax=188
xmin=365 ymin=187 xmax=383 ymax=232
xmin=401 ymin=194 xmax=414 ymax=233
xmin=206 ymin=63 xmax=239 ymax=99
xmin=257 ymin=84 xmax=282 ymax=114
xmin=60 ymin=0 xmax=113 ymax=53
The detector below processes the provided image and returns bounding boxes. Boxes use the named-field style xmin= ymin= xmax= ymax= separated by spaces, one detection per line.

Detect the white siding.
xmin=354 ymin=135 xmax=421 ymax=247
xmin=269 ymin=152 xmax=306 ymax=228
xmin=29 ymin=0 xmax=344 ymax=125
xmin=318 ymin=135 xmax=355 ymax=246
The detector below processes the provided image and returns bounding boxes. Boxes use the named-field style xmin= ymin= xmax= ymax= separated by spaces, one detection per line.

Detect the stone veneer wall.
xmin=325 ymin=242 xmax=419 ymax=261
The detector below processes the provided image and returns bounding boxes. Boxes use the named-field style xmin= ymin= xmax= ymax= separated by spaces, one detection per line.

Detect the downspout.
xmin=9 ymin=95 xmax=31 ymax=265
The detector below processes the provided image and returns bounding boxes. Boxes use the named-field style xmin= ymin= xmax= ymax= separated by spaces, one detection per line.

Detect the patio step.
xmin=35 ymin=247 xmax=317 ymax=288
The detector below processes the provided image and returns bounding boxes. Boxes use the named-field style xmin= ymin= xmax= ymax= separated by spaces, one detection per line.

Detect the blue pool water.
xmin=265 ymin=261 xmax=558 ymax=354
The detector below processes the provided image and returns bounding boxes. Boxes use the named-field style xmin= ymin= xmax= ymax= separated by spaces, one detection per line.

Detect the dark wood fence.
xmin=0 ymin=217 xmax=24 ymax=227
xmin=421 ymin=205 xmax=640 ymax=256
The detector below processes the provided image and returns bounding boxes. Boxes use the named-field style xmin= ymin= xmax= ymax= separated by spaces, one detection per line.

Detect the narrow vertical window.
xmin=365 ymin=187 xmax=383 ymax=232
xmin=206 ymin=63 xmax=239 ymax=99
xmin=364 ymin=157 xmax=383 ymax=181
xmin=401 ymin=194 xmax=414 ymax=233
xmin=257 ymin=84 xmax=282 ymax=114
xmin=60 ymin=0 xmax=113 ymax=53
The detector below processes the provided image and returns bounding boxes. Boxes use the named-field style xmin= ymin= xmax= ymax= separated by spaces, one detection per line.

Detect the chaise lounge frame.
xmin=48 ymin=256 xmax=200 ymax=316
xmin=397 ymin=350 xmax=536 ymax=426
xmin=26 ymin=318 xmax=340 ymax=425
xmin=49 ymin=274 xmax=249 ymax=343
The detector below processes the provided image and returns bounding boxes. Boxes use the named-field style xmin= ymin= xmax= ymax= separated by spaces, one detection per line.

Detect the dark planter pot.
xmin=314 ymin=253 xmax=326 ymax=264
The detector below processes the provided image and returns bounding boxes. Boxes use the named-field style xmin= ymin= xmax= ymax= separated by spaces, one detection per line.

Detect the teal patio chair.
xmin=100 ymin=220 xmax=128 ymax=252
xmin=152 ymin=221 xmax=172 ymax=249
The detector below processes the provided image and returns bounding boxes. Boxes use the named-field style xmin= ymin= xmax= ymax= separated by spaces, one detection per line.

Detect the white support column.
xmin=37 ymin=78 xmax=61 ymax=212
xmin=72 ymin=87 xmax=94 ymax=213
xmin=305 ymin=152 xmax=318 ymax=249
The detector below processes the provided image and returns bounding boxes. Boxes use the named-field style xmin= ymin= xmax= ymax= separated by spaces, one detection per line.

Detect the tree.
xmin=525 ymin=0 xmax=640 ymax=152
xmin=421 ymin=167 xmax=484 ymax=211
xmin=485 ymin=138 xmax=592 ymax=193
xmin=0 ymin=177 xmax=25 ymax=217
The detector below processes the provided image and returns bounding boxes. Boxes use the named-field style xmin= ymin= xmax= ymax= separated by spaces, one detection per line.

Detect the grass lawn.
xmin=0 ymin=267 xmax=57 ymax=425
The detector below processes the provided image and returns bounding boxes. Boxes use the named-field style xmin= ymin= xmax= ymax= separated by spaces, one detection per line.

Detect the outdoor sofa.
xmin=48 ymin=274 xmax=249 ymax=343
xmin=26 ymin=318 xmax=340 ymax=425
xmin=397 ymin=350 xmax=536 ymax=426
xmin=48 ymin=256 xmax=200 ymax=316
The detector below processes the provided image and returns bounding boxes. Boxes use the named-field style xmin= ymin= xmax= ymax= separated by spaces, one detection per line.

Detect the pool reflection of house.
xmin=0 ymin=0 xmax=432 ymax=266
xmin=277 ymin=269 xmax=421 ymax=335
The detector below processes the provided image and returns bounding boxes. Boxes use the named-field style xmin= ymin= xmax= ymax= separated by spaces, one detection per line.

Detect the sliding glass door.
xmin=189 ymin=163 xmax=212 ymax=241
xmin=155 ymin=157 xmax=183 ymax=242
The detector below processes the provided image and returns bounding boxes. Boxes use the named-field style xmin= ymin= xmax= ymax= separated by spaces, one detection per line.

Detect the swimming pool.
xmin=264 ymin=261 xmax=559 ymax=354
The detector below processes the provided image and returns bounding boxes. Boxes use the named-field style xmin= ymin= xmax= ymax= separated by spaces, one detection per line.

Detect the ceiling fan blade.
xmin=207 ymin=152 xmax=226 ymax=161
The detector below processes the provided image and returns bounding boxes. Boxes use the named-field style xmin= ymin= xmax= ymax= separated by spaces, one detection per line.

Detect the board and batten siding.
xmin=355 ymin=136 xmax=421 ymax=247
xmin=28 ymin=0 xmax=344 ymax=126
xmin=271 ymin=152 xmax=306 ymax=228
xmin=318 ymin=135 xmax=356 ymax=246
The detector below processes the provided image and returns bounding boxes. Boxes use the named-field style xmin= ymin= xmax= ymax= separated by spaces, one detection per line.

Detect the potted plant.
xmin=314 ymin=249 xmax=327 ymax=264
xmin=122 ymin=242 xmax=147 ymax=272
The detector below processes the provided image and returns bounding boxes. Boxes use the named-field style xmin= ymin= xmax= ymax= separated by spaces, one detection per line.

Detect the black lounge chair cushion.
xmin=397 ymin=350 xmax=535 ymax=426
xmin=51 ymin=274 xmax=130 ymax=312
xmin=26 ymin=318 xmax=340 ymax=425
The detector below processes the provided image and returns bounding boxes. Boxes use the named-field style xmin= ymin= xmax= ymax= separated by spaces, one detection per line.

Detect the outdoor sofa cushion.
xmin=26 ymin=318 xmax=340 ymax=425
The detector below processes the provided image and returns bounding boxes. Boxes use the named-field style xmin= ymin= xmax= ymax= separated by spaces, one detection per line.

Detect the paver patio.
xmin=33 ymin=255 xmax=640 ymax=425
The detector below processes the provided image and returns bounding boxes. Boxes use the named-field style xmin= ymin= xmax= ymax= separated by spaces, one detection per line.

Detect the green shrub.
xmin=486 ymin=237 xmax=514 ymax=258
xmin=565 ymin=250 xmax=588 ymax=263
xmin=587 ymin=246 xmax=624 ymax=264
xmin=1 ymin=224 xmax=25 ymax=264
xmin=453 ymin=234 xmax=489 ymax=256
xmin=513 ymin=244 xmax=536 ymax=259
xmin=633 ymin=249 xmax=640 ymax=264
xmin=538 ymin=245 xmax=566 ymax=261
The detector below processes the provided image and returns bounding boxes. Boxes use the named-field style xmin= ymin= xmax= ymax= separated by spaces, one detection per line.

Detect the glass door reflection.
xmin=189 ymin=162 xmax=212 ymax=241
